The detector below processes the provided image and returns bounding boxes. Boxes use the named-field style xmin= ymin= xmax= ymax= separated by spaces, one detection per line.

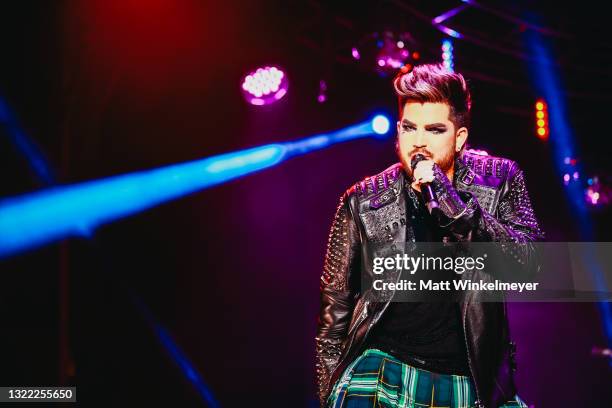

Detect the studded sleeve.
xmin=479 ymin=164 xmax=545 ymax=242
xmin=445 ymin=162 xmax=545 ymax=278
xmin=315 ymin=190 xmax=361 ymax=407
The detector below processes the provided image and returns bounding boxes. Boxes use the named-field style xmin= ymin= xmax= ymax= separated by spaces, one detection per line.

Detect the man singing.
xmin=315 ymin=63 xmax=544 ymax=408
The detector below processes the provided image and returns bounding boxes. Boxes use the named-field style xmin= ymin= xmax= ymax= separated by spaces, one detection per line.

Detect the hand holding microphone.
xmin=410 ymin=154 xmax=440 ymax=214
xmin=410 ymin=154 xmax=472 ymax=226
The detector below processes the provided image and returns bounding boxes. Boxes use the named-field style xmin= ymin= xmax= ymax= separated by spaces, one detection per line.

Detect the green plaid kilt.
xmin=326 ymin=348 xmax=528 ymax=408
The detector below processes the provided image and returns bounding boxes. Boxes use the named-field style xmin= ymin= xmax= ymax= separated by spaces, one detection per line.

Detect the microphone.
xmin=410 ymin=154 xmax=440 ymax=214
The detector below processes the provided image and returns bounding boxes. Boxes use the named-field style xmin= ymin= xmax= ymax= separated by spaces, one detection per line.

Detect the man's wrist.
xmin=431 ymin=163 xmax=468 ymax=220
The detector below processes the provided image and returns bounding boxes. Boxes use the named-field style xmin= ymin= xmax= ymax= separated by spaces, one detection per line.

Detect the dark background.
xmin=1 ymin=1 xmax=611 ymax=406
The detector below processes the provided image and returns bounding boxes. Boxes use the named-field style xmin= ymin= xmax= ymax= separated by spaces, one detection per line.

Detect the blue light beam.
xmin=132 ymin=295 xmax=221 ymax=408
xmin=0 ymin=97 xmax=55 ymax=184
xmin=523 ymin=18 xmax=611 ymax=361
xmin=0 ymin=115 xmax=391 ymax=257
xmin=2 ymin=95 xmax=226 ymax=402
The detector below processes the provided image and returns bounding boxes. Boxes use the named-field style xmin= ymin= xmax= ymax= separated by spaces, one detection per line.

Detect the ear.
xmin=396 ymin=120 xmax=401 ymax=135
xmin=455 ymin=126 xmax=468 ymax=153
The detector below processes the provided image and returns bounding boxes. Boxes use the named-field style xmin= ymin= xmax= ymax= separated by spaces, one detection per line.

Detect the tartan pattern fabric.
xmin=326 ymin=349 xmax=528 ymax=408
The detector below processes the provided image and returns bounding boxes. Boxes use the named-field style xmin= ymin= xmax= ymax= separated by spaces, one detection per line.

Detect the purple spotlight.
xmin=584 ymin=176 xmax=610 ymax=208
xmin=432 ymin=4 xmax=469 ymax=25
xmin=351 ymin=47 xmax=361 ymax=60
xmin=436 ymin=25 xmax=463 ymax=39
xmin=563 ymin=173 xmax=570 ymax=185
xmin=241 ymin=66 xmax=288 ymax=106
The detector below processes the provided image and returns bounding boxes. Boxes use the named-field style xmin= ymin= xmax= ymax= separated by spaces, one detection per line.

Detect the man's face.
xmin=396 ymin=101 xmax=466 ymax=178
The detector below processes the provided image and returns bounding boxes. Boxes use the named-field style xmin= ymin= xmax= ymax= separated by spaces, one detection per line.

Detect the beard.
xmin=397 ymin=142 xmax=456 ymax=180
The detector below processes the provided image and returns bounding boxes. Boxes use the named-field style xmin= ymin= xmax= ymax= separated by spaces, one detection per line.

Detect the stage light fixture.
xmin=442 ymin=39 xmax=454 ymax=72
xmin=241 ymin=66 xmax=288 ymax=106
xmin=372 ymin=115 xmax=390 ymax=135
xmin=535 ymin=99 xmax=549 ymax=140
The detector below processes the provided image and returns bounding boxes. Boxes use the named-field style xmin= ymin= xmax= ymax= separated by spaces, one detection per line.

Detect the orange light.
xmin=537 ymin=128 xmax=546 ymax=136
xmin=536 ymin=101 xmax=544 ymax=110
xmin=412 ymin=51 xmax=420 ymax=60
xmin=537 ymin=119 xmax=545 ymax=127
xmin=536 ymin=111 xmax=545 ymax=119
xmin=400 ymin=64 xmax=412 ymax=73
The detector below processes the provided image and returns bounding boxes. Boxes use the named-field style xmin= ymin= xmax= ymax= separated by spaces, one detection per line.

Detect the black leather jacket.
xmin=315 ymin=151 xmax=545 ymax=408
